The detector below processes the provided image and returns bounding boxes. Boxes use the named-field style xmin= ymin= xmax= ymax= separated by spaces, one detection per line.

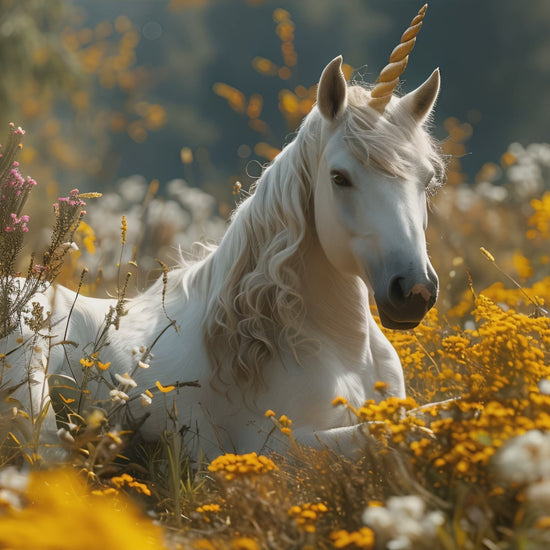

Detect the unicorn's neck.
xmin=301 ymin=232 xmax=371 ymax=351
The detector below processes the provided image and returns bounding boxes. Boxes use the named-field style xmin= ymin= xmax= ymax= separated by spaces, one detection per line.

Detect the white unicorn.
xmin=1 ymin=5 xmax=445 ymax=460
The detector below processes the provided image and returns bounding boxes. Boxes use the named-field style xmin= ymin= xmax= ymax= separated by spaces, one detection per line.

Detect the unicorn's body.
xmin=36 ymin=257 xmax=402 ymax=458
xmin=1 ymin=5 xmax=445 ymax=460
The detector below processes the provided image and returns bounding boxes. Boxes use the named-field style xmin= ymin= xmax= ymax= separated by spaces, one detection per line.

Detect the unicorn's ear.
xmin=317 ymin=56 xmax=348 ymax=121
xmin=400 ymin=68 xmax=440 ymax=124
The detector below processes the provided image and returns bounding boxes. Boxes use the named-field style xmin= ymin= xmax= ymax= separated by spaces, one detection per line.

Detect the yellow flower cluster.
xmin=278 ymin=414 xmax=292 ymax=435
xmin=330 ymin=527 xmax=375 ymax=549
xmin=481 ymin=278 xmax=550 ymax=310
xmin=265 ymin=410 xmax=293 ymax=436
xmin=528 ymin=191 xmax=550 ymax=239
xmin=348 ymin=396 xmax=422 ymax=444
xmin=287 ymin=502 xmax=328 ymax=534
xmin=381 ymin=308 xmax=443 ymax=403
xmin=374 ymin=292 xmax=550 ymax=485
xmin=208 ymin=452 xmax=278 ymax=481
xmin=0 ymin=469 xmax=166 ymax=550
xmin=79 ymin=352 xmax=110 ymax=371
xmin=196 ymin=503 xmax=222 ymax=523
xmin=196 ymin=503 xmax=221 ymax=514
xmin=109 ymin=473 xmax=151 ymax=496
xmin=190 ymin=536 xmax=259 ymax=550
xmin=230 ymin=537 xmax=260 ymax=550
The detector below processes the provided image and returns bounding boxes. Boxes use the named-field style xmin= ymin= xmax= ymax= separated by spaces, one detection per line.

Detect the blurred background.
xmin=2 ymin=0 xmax=549 ymax=307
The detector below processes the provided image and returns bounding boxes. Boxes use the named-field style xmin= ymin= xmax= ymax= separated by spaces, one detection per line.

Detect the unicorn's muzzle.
xmin=375 ymin=272 xmax=438 ymax=330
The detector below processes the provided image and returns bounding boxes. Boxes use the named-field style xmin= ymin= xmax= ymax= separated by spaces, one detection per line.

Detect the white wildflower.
xmin=526 ymin=479 xmax=550 ymax=509
xmin=114 ymin=372 xmax=137 ymax=389
xmin=109 ymin=389 xmax=129 ymax=403
xmin=494 ymin=430 xmax=550 ymax=484
xmin=0 ymin=467 xmax=28 ymax=493
xmin=363 ymin=495 xmax=445 ymax=550
xmin=538 ymin=378 xmax=550 ymax=395
xmin=140 ymin=392 xmax=152 ymax=407
xmin=0 ymin=467 xmax=28 ymax=511
xmin=362 ymin=505 xmax=393 ymax=538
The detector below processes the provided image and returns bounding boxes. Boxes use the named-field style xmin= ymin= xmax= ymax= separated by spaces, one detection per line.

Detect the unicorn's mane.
xmin=184 ymin=84 xmax=446 ymax=397
xmin=201 ymin=119 xmax=320 ymax=397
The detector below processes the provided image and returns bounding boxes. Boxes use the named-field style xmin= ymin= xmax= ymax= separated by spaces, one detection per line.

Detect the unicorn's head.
xmin=313 ymin=5 xmax=444 ymax=330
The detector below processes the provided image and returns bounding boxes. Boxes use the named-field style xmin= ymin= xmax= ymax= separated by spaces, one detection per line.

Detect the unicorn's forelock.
xmin=344 ymin=85 xmax=447 ymax=192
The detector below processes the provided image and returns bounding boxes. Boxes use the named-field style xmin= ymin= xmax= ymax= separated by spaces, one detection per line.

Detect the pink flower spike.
xmin=69 ymin=188 xmax=79 ymax=195
xmin=20 ymin=215 xmax=29 ymax=222
xmin=12 ymin=161 xmax=19 ymax=167
xmin=58 ymin=197 xmax=69 ymax=203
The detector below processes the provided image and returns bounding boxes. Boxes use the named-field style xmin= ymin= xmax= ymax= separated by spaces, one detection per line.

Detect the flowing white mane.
xmin=154 ymin=84 xmax=447 ymax=398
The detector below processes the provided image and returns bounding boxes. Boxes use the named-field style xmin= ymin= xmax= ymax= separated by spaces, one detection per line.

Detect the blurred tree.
xmin=0 ymin=0 xmax=83 ymax=127
xmin=2 ymin=0 xmax=550 ymax=204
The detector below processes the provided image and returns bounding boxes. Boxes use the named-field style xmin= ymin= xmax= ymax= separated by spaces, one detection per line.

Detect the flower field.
xmin=0 ymin=3 xmax=549 ymax=545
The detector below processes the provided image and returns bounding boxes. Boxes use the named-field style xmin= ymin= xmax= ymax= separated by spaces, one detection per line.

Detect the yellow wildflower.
xmin=332 ymin=396 xmax=348 ymax=406
xmin=330 ymin=527 xmax=375 ymax=549
xmin=155 ymin=380 xmax=175 ymax=393
xmin=208 ymin=452 xmax=278 ymax=481
xmin=0 ymin=469 xmax=167 ymax=550
xmin=288 ymin=502 xmax=328 ymax=534
xmin=231 ymin=537 xmax=260 ymax=550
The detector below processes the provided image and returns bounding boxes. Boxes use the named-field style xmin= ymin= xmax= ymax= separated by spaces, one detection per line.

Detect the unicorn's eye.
xmin=330 ymin=171 xmax=352 ymax=188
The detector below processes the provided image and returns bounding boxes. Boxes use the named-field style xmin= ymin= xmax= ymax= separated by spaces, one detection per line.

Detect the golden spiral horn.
xmin=368 ymin=4 xmax=428 ymax=114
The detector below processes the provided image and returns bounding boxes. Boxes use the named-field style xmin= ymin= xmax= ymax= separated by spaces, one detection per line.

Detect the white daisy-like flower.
xmin=114 ymin=372 xmax=137 ymax=389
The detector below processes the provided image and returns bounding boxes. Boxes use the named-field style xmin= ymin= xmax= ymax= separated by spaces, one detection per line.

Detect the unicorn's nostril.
xmin=388 ymin=276 xmax=407 ymax=304
xmin=388 ymin=277 xmax=436 ymax=308
xmin=408 ymin=283 xmax=433 ymax=303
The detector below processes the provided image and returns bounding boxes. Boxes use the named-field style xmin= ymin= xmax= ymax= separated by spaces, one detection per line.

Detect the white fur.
xmin=0 ymin=61 xmax=444 ymax=461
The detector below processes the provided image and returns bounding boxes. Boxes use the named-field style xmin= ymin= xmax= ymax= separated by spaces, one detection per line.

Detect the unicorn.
xmin=1 ymin=4 xmax=445 ymax=460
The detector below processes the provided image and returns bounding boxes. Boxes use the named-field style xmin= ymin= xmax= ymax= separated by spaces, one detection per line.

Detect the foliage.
xmin=0 ymin=124 xmax=99 ymax=337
